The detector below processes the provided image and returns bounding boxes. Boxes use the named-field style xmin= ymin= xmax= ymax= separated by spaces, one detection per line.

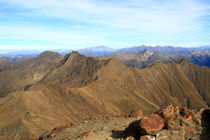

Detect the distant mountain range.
xmin=1 ymin=46 xmax=210 ymax=70
xmin=97 ymin=49 xmax=210 ymax=68
xmin=78 ymin=46 xmax=115 ymax=56
xmin=0 ymin=46 xmax=114 ymax=61
xmin=1 ymin=45 xmax=209 ymax=59
xmin=118 ymin=45 xmax=210 ymax=54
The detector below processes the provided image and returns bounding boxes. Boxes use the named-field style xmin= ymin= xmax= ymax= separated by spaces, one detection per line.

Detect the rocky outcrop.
xmin=124 ymin=105 xmax=210 ymax=140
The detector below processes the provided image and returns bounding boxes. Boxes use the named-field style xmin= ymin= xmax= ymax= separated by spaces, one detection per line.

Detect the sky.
xmin=0 ymin=0 xmax=210 ymax=50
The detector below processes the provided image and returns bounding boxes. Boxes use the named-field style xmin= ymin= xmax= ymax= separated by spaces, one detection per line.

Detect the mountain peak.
xmin=37 ymin=51 xmax=63 ymax=62
xmin=65 ymin=51 xmax=81 ymax=57
xmin=178 ymin=58 xmax=191 ymax=65
xmin=42 ymin=51 xmax=109 ymax=87
xmin=63 ymin=51 xmax=85 ymax=63
xmin=39 ymin=51 xmax=60 ymax=57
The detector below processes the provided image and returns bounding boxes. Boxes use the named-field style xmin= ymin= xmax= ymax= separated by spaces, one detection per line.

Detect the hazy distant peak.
xmin=138 ymin=49 xmax=160 ymax=58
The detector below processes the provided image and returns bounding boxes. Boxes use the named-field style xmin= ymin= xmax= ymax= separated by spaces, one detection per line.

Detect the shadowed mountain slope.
xmin=0 ymin=52 xmax=209 ymax=139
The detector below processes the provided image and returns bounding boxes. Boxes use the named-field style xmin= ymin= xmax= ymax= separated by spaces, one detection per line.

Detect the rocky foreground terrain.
xmin=38 ymin=105 xmax=210 ymax=140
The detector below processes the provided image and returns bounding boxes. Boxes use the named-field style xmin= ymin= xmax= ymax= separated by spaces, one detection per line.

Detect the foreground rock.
xmin=139 ymin=114 xmax=165 ymax=135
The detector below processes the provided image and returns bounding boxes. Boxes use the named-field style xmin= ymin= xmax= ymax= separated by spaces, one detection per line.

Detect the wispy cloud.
xmin=0 ymin=0 xmax=210 ymax=49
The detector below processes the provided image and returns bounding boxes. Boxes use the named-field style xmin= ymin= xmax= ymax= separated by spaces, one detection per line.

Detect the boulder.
xmin=124 ymin=106 xmax=208 ymax=140
xmin=139 ymin=114 xmax=165 ymax=135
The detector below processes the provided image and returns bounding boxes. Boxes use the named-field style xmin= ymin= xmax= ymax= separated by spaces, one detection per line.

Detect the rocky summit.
xmin=37 ymin=105 xmax=210 ymax=140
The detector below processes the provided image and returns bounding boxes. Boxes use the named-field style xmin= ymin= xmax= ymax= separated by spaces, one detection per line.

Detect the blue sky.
xmin=0 ymin=0 xmax=210 ymax=50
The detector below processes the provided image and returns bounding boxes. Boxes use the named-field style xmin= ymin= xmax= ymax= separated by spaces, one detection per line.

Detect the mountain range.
xmin=1 ymin=45 xmax=209 ymax=61
xmin=97 ymin=49 xmax=210 ymax=68
xmin=0 ymin=51 xmax=209 ymax=139
xmin=118 ymin=45 xmax=210 ymax=54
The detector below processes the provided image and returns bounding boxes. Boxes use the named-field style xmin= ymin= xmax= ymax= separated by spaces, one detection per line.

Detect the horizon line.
xmin=0 ymin=44 xmax=210 ymax=51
